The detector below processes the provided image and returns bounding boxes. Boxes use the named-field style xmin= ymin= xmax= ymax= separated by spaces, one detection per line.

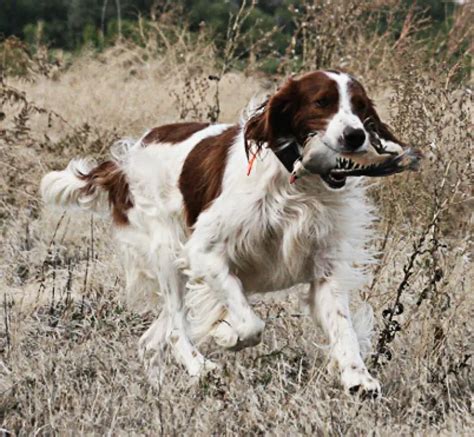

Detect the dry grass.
xmin=0 ymin=3 xmax=473 ymax=434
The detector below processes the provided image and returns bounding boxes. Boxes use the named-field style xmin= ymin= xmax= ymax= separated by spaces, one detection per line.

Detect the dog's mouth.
xmin=320 ymin=149 xmax=422 ymax=190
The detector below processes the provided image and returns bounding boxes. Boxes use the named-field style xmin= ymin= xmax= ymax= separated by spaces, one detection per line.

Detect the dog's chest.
xmin=227 ymin=188 xmax=347 ymax=292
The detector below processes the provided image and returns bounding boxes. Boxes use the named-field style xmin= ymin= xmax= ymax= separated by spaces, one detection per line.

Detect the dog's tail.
xmin=40 ymin=158 xmax=132 ymax=224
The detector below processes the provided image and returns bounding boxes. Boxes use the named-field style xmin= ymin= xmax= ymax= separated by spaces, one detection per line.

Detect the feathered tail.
xmin=40 ymin=159 xmax=107 ymax=212
xmin=40 ymin=157 xmax=132 ymax=224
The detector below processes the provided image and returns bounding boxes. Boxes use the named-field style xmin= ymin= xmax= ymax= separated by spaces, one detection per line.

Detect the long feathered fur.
xmin=40 ymin=158 xmax=107 ymax=212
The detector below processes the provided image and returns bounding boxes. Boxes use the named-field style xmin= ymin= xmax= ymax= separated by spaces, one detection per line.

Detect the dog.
xmin=41 ymin=70 xmax=412 ymax=397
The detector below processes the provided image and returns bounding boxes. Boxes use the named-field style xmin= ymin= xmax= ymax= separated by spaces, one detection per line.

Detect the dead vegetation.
xmin=0 ymin=1 xmax=472 ymax=435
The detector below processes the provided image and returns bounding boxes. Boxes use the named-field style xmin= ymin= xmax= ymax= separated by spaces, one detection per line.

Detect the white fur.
xmin=323 ymin=72 xmax=369 ymax=152
xmin=41 ymin=72 xmax=382 ymax=394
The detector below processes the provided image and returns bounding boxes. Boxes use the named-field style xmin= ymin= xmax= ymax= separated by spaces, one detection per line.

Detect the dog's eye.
xmin=315 ymin=97 xmax=330 ymax=108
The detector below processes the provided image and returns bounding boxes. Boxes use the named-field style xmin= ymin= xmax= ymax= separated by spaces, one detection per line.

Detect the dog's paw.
xmin=187 ymin=357 xmax=219 ymax=378
xmin=228 ymin=329 xmax=263 ymax=351
xmin=341 ymin=366 xmax=381 ymax=399
xmin=232 ymin=312 xmax=265 ymax=347
xmin=211 ymin=309 xmax=265 ymax=351
xmin=210 ymin=319 xmax=240 ymax=349
xmin=211 ymin=319 xmax=264 ymax=351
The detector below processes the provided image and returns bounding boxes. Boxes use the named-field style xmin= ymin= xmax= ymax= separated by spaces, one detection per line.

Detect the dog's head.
xmin=245 ymin=70 xmax=419 ymax=188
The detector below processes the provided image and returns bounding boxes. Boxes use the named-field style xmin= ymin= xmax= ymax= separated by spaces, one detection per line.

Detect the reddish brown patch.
xmin=79 ymin=161 xmax=133 ymax=225
xmin=179 ymin=126 xmax=239 ymax=227
xmin=245 ymin=71 xmax=339 ymax=155
xmin=142 ymin=122 xmax=209 ymax=145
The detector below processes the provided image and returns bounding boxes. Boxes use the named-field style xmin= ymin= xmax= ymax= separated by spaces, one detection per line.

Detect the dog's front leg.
xmin=185 ymin=235 xmax=265 ymax=349
xmin=307 ymin=278 xmax=381 ymax=397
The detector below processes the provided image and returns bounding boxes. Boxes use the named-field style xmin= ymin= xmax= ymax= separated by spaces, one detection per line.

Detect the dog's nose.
xmin=343 ymin=127 xmax=366 ymax=150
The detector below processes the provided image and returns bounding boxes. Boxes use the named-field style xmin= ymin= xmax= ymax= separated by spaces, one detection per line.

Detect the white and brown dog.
xmin=41 ymin=70 xmax=419 ymax=396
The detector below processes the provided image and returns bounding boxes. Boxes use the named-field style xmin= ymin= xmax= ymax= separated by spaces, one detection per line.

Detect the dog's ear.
xmin=365 ymin=99 xmax=407 ymax=153
xmin=245 ymin=79 xmax=298 ymax=152
xmin=265 ymin=79 xmax=298 ymax=143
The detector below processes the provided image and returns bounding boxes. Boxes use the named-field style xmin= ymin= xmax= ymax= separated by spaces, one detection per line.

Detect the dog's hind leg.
xmin=123 ymin=223 xmax=216 ymax=378
xmin=139 ymin=296 xmax=217 ymax=379
xmin=138 ymin=310 xmax=170 ymax=381
xmin=165 ymin=293 xmax=217 ymax=377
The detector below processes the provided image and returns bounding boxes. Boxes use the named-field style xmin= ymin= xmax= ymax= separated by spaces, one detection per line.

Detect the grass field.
xmin=0 ymin=3 xmax=472 ymax=434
